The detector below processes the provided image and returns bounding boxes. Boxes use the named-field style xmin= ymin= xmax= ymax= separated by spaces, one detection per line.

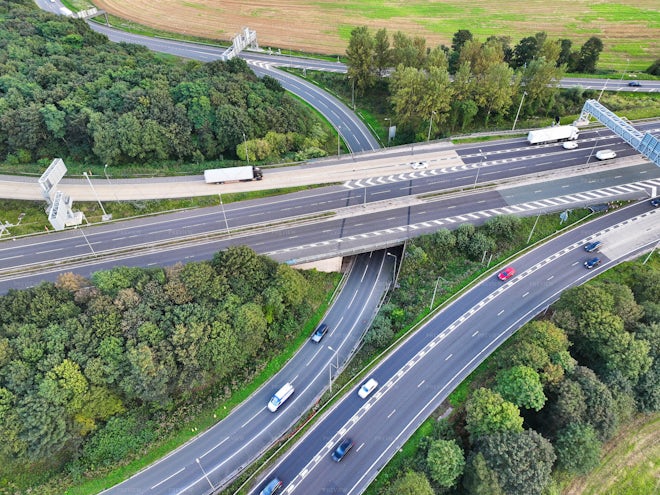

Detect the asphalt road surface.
xmin=254 ymin=201 xmax=659 ymax=495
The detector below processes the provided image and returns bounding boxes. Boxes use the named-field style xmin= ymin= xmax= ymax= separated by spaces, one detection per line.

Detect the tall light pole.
xmin=349 ymin=76 xmax=355 ymax=110
xmin=620 ymin=58 xmax=630 ymax=82
xmin=474 ymin=149 xmax=485 ymax=188
xmin=586 ymin=130 xmax=600 ymax=168
xmin=327 ymin=345 xmax=339 ymax=393
xmin=219 ymin=194 xmax=230 ymax=235
xmin=103 ymin=163 xmax=111 ymax=184
xmin=427 ymin=111 xmax=436 ymax=142
xmin=384 ymin=118 xmax=391 ymax=146
xmin=242 ymin=132 xmax=250 ymax=167
xmin=337 ymin=126 xmax=341 ymax=157
xmin=512 ymin=91 xmax=527 ymax=131
xmin=430 ymin=276 xmax=447 ymax=310
xmin=195 ymin=458 xmax=214 ymax=490
xmin=82 ymin=171 xmax=110 ymax=220
xmin=386 ymin=252 xmax=397 ymax=285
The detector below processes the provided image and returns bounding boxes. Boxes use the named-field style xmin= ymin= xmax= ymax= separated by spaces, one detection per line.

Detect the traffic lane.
xmin=281 ymin=206 xmax=653 ymax=495
xmin=0 ymin=189 xmax=648 ymax=294
xmin=250 ymin=66 xmax=378 ymax=153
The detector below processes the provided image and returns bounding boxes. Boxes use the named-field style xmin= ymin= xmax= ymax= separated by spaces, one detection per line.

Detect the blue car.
xmin=332 ymin=438 xmax=354 ymax=462
xmin=584 ymin=241 xmax=602 ymax=253
xmin=584 ymin=257 xmax=601 ymax=269
xmin=259 ymin=477 xmax=283 ymax=495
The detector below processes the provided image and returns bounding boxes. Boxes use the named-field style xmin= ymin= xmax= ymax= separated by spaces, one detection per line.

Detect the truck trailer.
xmin=204 ymin=166 xmax=263 ymax=184
xmin=527 ymin=125 xmax=579 ymax=145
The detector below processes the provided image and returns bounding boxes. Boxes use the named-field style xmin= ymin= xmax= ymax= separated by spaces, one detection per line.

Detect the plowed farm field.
xmin=91 ymin=0 xmax=659 ymax=67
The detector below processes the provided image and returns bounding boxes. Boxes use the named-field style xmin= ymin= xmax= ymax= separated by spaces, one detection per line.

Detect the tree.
xmin=475 ymin=61 xmax=517 ymax=125
xmin=426 ymin=439 xmax=465 ymax=488
xmin=373 ymin=28 xmax=391 ymax=77
xmin=451 ymin=29 xmax=473 ymax=54
xmin=554 ymin=423 xmax=602 ymax=474
xmin=484 ymin=215 xmax=521 ymax=242
xmin=389 ymin=65 xmax=426 ymax=127
xmin=474 ymin=429 xmax=555 ymax=495
xmin=575 ymin=36 xmax=604 ymax=73
xmin=512 ymin=35 xmax=539 ymax=69
xmin=520 ymin=42 xmax=565 ymax=115
xmin=571 ymin=366 xmax=618 ymax=440
xmin=385 ymin=470 xmax=434 ymax=495
xmin=364 ymin=313 xmax=394 ymax=348
xmin=391 ymin=31 xmax=420 ymax=68
xmin=603 ymin=283 xmax=644 ymax=329
xmin=346 ymin=26 xmax=375 ymax=93
xmin=465 ymin=388 xmax=523 ymax=440
xmin=494 ymin=365 xmax=546 ymax=411
xmin=550 ymin=378 xmax=587 ymax=432
xmin=465 ymin=232 xmax=496 ymax=261
xmin=558 ymin=39 xmax=573 ymax=67
xmin=274 ymin=264 xmax=309 ymax=308
xmin=463 ymin=452 xmax=504 ymax=495
xmin=647 ymin=58 xmax=660 ymax=76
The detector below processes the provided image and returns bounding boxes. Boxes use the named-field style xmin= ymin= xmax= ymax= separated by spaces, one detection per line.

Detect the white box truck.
xmin=527 ymin=125 xmax=579 ymax=145
xmin=204 ymin=166 xmax=262 ymax=184
xmin=268 ymin=383 xmax=294 ymax=412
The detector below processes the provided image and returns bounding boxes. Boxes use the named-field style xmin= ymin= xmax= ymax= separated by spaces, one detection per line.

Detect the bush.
xmin=79 ymin=414 xmax=157 ymax=468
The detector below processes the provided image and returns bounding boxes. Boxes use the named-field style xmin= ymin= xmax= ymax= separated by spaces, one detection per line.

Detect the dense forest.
xmin=0 ymin=246 xmax=336 ymax=490
xmin=368 ymin=222 xmax=659 ymax=494
xmin=0 ymin=1 xmax=328 ymax=168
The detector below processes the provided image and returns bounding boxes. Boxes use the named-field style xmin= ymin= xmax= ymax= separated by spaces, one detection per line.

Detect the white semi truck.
xmin=204 ymin=166 xmax=263 ymax=184
xmin=527 ymin=125 xmax=579 ymax=145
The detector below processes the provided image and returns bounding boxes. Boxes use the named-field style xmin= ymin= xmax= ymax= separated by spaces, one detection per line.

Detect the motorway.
xmin=14 ymin=4 xmax=660 ymax=495
xmin=254 ymin=200 xmax=659 ymax=495
xmin=2 ymin=127 xmax=660 ymax=292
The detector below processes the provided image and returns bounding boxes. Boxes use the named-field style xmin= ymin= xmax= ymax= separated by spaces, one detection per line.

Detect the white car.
xmin=562 ymin=141 xmax=578 ymax=150
xmin=596 ymin=149 xmax=616 ymax=160
xmin=358 ymin=378 xmax=378 ymax=399
xmin=411 ymin=161 xmax=428 ymax=169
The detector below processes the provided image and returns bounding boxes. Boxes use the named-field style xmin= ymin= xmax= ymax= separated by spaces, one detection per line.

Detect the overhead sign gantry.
xmin=576 ymin=99 xmax=659 ymax=166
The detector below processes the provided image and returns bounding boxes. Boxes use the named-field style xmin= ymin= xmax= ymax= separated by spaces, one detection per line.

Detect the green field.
xmin=564 ymin=413 xmax=659 ymax=495
xmin=88 ymin=0 xmax=660 ymax=70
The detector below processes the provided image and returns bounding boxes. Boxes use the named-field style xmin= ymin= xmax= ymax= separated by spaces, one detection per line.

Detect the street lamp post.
xmin=242 ymin=132 xmax=250 ymax=167
xmin=195 ymin=458 xmax=214 ymax=491
xmin=620 ymin=58 xmax=630 ymax=82
xmin=103 ymin=164 xmax=111 ymax=184
xmin=512 ymin=91 xmax=527 ymax=131
xmin=82 ymin=171 xmax=110 ymax=220
xmin=349 ymin=76 xmax=355 ymax=110
xmin=430 ymin=276 xmax=447 ymax=310
xmin=586 ymin=130 xmax=600 ymax=167
xmin=384 ymin=118 xmax=391 ymax=146
xmin=337 ymin=126 xmax=341 ymax=157
xmin=219 ymin=194 xmax=230 ymax=235
xmin=386 ymin=252 xmax=397 ymax=285
xmin=327 ymin=345 xmax=339 ymax=392
xmin=474 ymin=149 xmax=485 ymax=188
xmin=427 ymin=111 xmax=436 ymax=141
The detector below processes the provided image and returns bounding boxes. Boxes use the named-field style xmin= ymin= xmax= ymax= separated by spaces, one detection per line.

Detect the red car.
xmin=498 ymin=267 xmax=515 ymax=281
